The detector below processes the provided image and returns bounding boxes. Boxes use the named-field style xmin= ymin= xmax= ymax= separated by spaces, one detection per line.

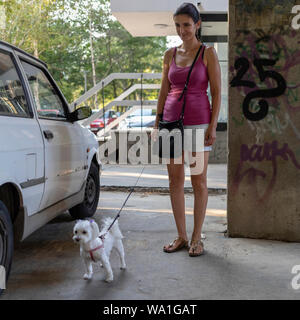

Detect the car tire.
xmin=69 ymin=162 xmax=100 ymax=219
xmin=0 ymin=201 xmax=14 ymax=296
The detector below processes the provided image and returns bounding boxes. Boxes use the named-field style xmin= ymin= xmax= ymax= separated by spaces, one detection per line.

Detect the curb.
xmin=102 ymin=185 xmax=227 ymax=195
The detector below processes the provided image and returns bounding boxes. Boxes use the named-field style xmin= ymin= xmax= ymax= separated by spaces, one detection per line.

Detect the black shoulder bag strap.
xmin=177 ymin=44 xmax=203 ymax=120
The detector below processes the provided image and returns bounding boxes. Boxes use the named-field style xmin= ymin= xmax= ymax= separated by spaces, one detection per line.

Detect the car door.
xmin=19 ymin=57 xmax=87 ymax=210
xmin=0 ymin=46 xmax=45 ymax=216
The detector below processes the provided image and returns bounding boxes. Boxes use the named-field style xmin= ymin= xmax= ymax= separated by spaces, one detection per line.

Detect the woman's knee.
xmin=169 ymin=175 xmax=184 ymax=189
xmin=167 ymin=163 xmax=184 ymax=189
xmin=191 ymin=175 xmax=207 ymax=192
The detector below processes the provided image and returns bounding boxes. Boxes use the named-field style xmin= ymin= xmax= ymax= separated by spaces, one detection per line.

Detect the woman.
xmin=153 ymin=3 xmax=221 ymax=256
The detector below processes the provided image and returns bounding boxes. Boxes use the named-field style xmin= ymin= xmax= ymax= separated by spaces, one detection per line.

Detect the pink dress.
xmin=162 ymin=46 xmax=211 ymax=125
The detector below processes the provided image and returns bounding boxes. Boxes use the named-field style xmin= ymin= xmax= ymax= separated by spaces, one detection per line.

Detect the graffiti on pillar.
xmin=230 ymin=57 xmax=287 ymax=121
xmin=230 ymin=28 xmax=300 ymax=141
xmin=229 ymin=8 xmax=300 ymax=202
xmin=232 ymin=140 xmax=300 ymax=202
xmin=247 ymin=111 xmax=300 ymax=140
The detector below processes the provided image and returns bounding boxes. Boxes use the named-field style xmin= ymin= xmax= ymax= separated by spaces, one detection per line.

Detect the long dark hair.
xmin=173 ymin=2 xmax=202 ymax=41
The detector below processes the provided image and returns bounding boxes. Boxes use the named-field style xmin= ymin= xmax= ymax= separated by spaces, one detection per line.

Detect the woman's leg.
xmin=189 ymin=151 xmax=210 ymax=242
xmin=166 ymin=154 xmax=188 ymax=241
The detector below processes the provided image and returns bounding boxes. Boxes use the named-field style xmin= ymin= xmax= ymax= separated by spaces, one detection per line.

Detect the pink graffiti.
xmin=232 ymin=140 xmax=300 ymax=202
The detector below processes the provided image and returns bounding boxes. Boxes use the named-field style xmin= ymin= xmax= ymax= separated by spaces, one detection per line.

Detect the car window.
xmin=0 ymin=51 xmax=30 ymax=117
xmin=20 ymin=60 xmax=67 ymax=119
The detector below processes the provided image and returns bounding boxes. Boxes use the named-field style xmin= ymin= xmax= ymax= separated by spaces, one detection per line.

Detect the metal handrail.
xmin=70 ymin=72 xmax=161 ymax=110
xmin=75 ymin=73 xmax=162 ymax=138
xmin=81 ymin=83 xmax=160 ymax=126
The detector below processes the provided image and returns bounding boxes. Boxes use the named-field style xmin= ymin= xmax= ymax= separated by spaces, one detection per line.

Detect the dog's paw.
xmin=120 ymin=264 xmax=126 ymax=270
xmin=83 ymin=273 xmax=92 ymax=280
xmin=105 ymin=277 xmax=113 ymax=283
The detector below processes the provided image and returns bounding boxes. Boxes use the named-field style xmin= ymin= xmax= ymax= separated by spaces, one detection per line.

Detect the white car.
xmin=0 ymin=41 xmax=101 ymax=293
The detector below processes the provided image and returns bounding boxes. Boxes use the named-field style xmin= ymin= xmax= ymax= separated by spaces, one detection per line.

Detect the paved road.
xmin=2 ymin=190 xmax=300 ymax=300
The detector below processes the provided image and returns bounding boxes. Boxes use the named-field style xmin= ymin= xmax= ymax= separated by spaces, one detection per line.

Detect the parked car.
xmin=89 ymin=109 xmax=118 ymax=133
xmin=118 ymin=109 xmax=155 ymax=129
xmin=122 ymin=115 xmax=156 ymax=128
xmin=0 ymin=40 xmax=102 ymax=294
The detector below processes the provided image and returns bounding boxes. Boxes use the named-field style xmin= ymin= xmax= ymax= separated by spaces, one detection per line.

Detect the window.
xmin=0 ymin=51 xmax=30 ymax=117
xmin=21 ymin=60 xmax=67 ymax=119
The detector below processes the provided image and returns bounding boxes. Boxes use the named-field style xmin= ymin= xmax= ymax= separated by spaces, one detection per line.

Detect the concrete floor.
xmin=1 ymin=190 xmax=300 ymax=300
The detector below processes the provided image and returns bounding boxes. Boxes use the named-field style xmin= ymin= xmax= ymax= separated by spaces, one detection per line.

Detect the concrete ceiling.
xmin=110 ymin=0 xmax=228 ymax=37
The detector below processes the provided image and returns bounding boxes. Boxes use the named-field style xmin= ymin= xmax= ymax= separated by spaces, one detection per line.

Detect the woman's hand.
xmin=204 ymin=125 xmax=217 ymax=147
xmin=151 ymin=127 xmax=159 ymax=142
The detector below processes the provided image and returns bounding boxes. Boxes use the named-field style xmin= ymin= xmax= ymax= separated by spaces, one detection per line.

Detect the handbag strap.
xmin=178 ymin=44 xmax=204 ymax=118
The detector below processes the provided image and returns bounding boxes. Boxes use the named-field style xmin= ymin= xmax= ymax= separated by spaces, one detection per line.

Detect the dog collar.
xmin=89 ymin=243 xmax=104 ymax=262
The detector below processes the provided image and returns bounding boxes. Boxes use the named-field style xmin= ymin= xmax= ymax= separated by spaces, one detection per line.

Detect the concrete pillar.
xmin=228 ymin=1 xmax=300 ymax=241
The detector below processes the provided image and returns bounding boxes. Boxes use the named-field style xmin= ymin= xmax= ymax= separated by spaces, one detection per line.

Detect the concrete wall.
xmin=209 ymin=130 xmax=227 ymax=164
xmin=228 ymin=0 xmax=300 ymax=241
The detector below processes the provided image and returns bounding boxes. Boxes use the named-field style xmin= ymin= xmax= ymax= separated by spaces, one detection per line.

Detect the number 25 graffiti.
xmin=230 ymin=57 xmax=287 ymax=121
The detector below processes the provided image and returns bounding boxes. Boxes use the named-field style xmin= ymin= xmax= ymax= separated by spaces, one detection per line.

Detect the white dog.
xmin=73 ymin=218 xmax=126 ymax=282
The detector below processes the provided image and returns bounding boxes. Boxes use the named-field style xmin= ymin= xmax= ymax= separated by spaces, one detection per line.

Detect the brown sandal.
xmin=189 ymin=239 xmax=204 ymax=257
xmin=163 ymin=237 xmax=189 ymax=253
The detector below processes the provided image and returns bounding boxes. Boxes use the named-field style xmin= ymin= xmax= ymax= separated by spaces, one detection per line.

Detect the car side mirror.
xmin=69 ymin=106 xmax=92 ymax=122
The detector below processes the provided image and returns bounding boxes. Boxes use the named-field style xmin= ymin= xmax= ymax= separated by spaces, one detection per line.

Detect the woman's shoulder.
xmin=203 ymin=45 xmax=218 ymax=65
xmin=164 ymin=47 xmax=176 ymax=58
xmin=203 ymin=45 xmax=217 ymax=56
xmin=163 ymin=47 xmax=176 ymax=66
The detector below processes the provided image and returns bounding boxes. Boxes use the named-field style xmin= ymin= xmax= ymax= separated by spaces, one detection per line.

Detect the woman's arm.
xmin=154 ymin=49 xmax=173 ymax=128
xmin=205 ymin=47 xmax=221 ymax=146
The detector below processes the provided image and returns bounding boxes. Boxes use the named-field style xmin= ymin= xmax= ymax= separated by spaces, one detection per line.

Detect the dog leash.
xmin=101 ymin=165 xmax=146 ymax=237
xmin=86 ymin=167 xmax=146 ymax=260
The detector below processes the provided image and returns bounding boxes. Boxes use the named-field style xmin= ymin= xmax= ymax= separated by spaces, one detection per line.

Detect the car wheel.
xmin=69 ymin=162 xmax=100 ymax=219
xmin=0 ymin=201 xmax=14 ymax=296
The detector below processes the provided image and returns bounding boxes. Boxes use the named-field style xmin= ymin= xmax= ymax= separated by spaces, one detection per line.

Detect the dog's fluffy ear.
xmin=89 ymin=220 xmax=100 ymax=239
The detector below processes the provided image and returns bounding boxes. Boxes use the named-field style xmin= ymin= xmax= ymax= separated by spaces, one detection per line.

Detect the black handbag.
xmin=158 ymin=44 xmax=203 ymax=159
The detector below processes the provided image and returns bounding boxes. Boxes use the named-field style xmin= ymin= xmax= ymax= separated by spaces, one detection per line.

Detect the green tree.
xmin=1 ymin=0 xmax=167 ymax=106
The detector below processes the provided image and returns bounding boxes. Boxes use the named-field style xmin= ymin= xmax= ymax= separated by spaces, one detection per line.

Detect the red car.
xmin=89 ymin=110 xmax=118 ymax=133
